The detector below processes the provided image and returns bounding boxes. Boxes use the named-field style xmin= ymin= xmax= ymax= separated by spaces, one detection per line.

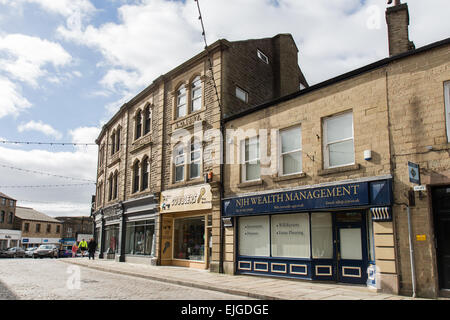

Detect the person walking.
xmin=71 ymin=242 xmax=78 ymax=258
xmin=88 ymin=238 xmax=97 ymax=260
xmin=79 ymin=239 xmax=88 ymax=257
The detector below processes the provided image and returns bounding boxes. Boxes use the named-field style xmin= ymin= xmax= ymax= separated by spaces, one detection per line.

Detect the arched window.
xmin=141 ymin=156 xmax=149 ymax=191
xmin=189 ymin=139 xmax=201 ymax=179
xmin=191 ymin=76 xmax=202 ymax=112
xmin=108 ymin=173 xmax=114 ymax=201
xmin=174 ymin=143 xmax=185 ymax=182
xmin=110 ymin=131 xmax=116 ymax=156
xmin=144 ymin=106 xmax=151 ymax=135
xmin=116 ymin=127 xmax=121 ymax=153
xmin=133 ymin=161 xmax=140 ymax=193
xmin=176 ymin=85 xmax=187 ymax=118
xmin=135 ymin=110 xmax=142 ymax=140
xmin=113 ymin=171 xmax=118 ymax=199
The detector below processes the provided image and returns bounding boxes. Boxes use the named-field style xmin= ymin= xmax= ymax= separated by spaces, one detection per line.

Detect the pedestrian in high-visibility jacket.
xmin=79 ymin=239 xmax=88 ymax=257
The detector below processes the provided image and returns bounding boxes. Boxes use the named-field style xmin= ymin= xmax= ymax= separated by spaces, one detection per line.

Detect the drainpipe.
xmin=406 ymin=205 xmax=417 ymax=298
xmin=219 ymin=118 xmax=225 ymax=274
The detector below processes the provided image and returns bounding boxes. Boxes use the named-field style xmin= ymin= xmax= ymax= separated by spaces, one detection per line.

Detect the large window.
xmin=104 ymin=224 xmax=119 ymax=254
xmin=133 ymin=161 xmax=140 ymax=193
xmin=125 ymin=220 xmax=155 ymax=256
xmin=280 ymin=126 xmax=302 ymax=175
xmin=311 ymin=212 xmax=333 ymax=259
xmin=176 ymin=85 xmax=187 ymax=118
xmin=271 ymin=213 xmax=310 ymax=258
xmin=174 ymin=143 xmax=185 ymax=182
xmin=141 ymin=157 xmax=149 ymax=191
xmin=173 ymin=216 xmax=205 ymax=261
xmin=191 ymin=76 xmax=202 ymax=112
xmin=323 ymin=112 xmax=354 ymax=168
xmin=239 ymin=216 xmax=270 ymax=257
xmin=241 ymin=137 xmax=260 ymax=182
xmin=445 ymin=81 xmax=450 ymax=142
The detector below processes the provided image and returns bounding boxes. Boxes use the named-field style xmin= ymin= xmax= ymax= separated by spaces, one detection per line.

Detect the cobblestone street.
xmin=0 ymin=258 xmax=253 ymax=300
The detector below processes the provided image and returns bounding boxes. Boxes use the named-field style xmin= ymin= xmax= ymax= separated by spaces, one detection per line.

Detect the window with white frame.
xmin=323 ymin=112 xmax=354 ymax=169
xmin=280 ymin=126 xmax=302 ymax=175
xmin=191 ymin=76 xmax=202 ymax=112
xmin=241 ymin=137 xmax=260 ymax=182
xmin=174 ymin=143 xmax=185 ymax=182
xmin=257 ymin=49 xmax=269 ymax=64
xmin=445 ymin=81 xmax=450 ymax=142
xmin=176 ymin=86 xmax=187 ymax=118
xmin=236 ymin=86 xmax=248 ymax=103
xmin=189 ymin=140 xmax=201 ymax=179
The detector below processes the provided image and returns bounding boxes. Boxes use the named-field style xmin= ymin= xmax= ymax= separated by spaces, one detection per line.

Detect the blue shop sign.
xmin=223 ymin=180 xmax=392 ymax=217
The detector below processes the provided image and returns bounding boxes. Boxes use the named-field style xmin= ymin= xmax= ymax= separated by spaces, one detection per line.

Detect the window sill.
xmin=169 ymin=177 xmax=205 ymax=189
xmin=273 ymin=172 xmax=307 ymax=182
xmin=237 ymin=179 xmax=263 ymax=188
xmin=318 ymin=164 xmax=360 ymax=176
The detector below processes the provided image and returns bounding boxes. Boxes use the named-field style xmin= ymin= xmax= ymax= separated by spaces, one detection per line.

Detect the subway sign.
xmin=223 ymin=182 xmax=371 ymax=216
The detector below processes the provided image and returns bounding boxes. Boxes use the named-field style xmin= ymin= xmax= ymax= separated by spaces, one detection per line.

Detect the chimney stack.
xmin=385 ymin=1 xmax=415 ymax=56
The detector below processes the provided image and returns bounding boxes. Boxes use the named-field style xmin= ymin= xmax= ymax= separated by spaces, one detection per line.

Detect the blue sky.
xmin=0 ymin=0 xmax=449 ymax=216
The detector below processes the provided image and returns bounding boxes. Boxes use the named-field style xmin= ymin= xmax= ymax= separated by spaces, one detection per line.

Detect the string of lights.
xmin=0 ymin=163 xmax=96 ymax=183
xmin=195 ymin=0 xmax=222 ymax=110
xmin=16 ymin=199 xmax=91 ymax=208
xmin=0 ymin=183 xmax=95 ymax=189
xmin=0 ymin=140 xmax=97 ymax=146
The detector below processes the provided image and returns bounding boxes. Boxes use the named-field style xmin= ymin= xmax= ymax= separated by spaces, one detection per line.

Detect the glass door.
xmin=336 ymin=212 xmax=368 ymax=284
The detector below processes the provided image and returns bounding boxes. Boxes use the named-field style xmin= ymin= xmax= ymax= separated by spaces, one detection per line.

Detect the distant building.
xmin=0 ymin=192 xmax=20 ymax=249
xmin=14 ymin=206 xmax=62 ymax=248
xmin=55 ymin=216 xmax=94 ymax=241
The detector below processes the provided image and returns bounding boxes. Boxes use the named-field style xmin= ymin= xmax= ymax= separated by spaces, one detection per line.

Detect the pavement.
xmin=60 ymin=257 xmax=426 ymax=300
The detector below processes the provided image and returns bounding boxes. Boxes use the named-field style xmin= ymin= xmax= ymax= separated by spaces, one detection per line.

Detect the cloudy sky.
xmin=0 ymin=0 xmax=448 ymax=217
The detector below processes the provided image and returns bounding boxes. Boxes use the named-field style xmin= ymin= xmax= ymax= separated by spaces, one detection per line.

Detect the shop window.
xmin=279 ymin=126 xmax=302 ymax=175
xmin=323 ymin=111 xmax=354 ymax=169
xmin=445 ymin=81 xmax=450 ymax=142
xmin=104 ymin=225 xmax=119 ymax=254
xmin=191 ymin=76 xmax=202 ymax=112
xmin=173 ymin=216 xmax=205 ymax=261
xmin=189 ymin=140 xmax=201 ymax=179
xmin=238 ymin=215 xmax=270 ymax=257
xmin=271 ymin=213 xmax=310 ymax=258
xmin=174 ymin=143 xmax=185 ymax=182
xmin=241 ymin=137 xmax=260 ymax=182
xmin=125 ymin=220 xmax=155 ymax=256
xmin=176 ymin=85 xmax=187 ymax=118
xmin=311 ymin=212 xmax=333 ymax=259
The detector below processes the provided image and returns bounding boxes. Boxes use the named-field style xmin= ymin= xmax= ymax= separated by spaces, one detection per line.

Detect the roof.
xmin=0 ymin=192 xmax=15 ymax=201
xmin=15 ymin=206 xmax=61 ymax=223
xmin=224 ymin=37 xmax=450 ymax=122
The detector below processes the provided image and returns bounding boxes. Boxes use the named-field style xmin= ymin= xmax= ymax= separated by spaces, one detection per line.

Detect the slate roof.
xmin=15 ymin=206 xmax=61 ymax=223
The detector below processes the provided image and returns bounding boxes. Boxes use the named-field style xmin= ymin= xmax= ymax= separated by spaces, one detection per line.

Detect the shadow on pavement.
xmin=0 ymin=279 xmax=18 ymax=300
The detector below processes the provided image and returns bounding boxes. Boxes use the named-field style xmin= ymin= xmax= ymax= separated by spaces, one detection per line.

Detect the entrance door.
xmin=432 ymin=187 xmax=450 ymax=290
xmin=335 ymin=212 xmax=368 ymax=284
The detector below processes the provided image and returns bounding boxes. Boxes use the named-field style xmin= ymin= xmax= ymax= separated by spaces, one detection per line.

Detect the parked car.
xmin=58 ymin=245 xmax=74 ymax=258
xmin=33 ymin=244 xmax=59 ymax=259
xmin=25 ymin=247 xmax=38 ymax=258
xmin=0 ymin=247 xmax=26 ymax=258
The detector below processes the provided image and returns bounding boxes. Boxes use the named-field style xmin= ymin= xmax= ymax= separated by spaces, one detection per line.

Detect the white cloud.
xmin=18 ymin=120 xmax=63 ymax=140
xmin=0 ymin=33 xmax=72 ymax=87
xmin=0 ymin=76 xmax=31 ymax=119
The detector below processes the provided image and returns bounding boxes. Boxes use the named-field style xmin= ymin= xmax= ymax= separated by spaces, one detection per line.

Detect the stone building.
xmin=92 ymin=34 xmax=307 ymax=268
xmin=56 ymin=216 xmax=94 ymax=240
xmin=0 ymin=192 xmax=20 ymax=249
xmin=221 ymin=2 xmax=450 ymax=298
xmin=14 ymin=206 xmax=63 ymax=248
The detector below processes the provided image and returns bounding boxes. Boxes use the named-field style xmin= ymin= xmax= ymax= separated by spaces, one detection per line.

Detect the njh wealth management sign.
xmin=160 ymin=183 xmax=212 ymax=213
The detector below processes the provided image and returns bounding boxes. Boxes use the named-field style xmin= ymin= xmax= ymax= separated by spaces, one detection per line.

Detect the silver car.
xmin=33 ymin=244 xmax=59 ymax=259
xmin=25 ymin=247 xmax=38 ymax=258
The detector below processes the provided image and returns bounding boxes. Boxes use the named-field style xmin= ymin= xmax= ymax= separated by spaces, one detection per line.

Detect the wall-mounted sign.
xmin=223 ymin=182 xmax=372 ymax=217
xmin=416 ymin=234 xmax=427 ymax=241
xmin=408 ymin=162 xmax=421 ymax=185
xmin=161 ymin=183 xmax=212 ymax=213
xmin=413 ymin=185 xmax=426 ymax=192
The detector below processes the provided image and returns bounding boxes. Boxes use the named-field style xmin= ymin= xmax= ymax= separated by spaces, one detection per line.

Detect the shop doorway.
xmin=432 ymin=187 xmax=450 ymax=290
xmin=335 ymin=212 xmax=368 ymax=284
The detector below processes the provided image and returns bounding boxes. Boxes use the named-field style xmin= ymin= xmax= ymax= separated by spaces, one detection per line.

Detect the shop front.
xmin=0 ymin=230 xmax=21 ymax=249
xmin=160 ymin=184 xmax=212 ymax=269
xmin=223 ymin=177 xmax=393 ymax=285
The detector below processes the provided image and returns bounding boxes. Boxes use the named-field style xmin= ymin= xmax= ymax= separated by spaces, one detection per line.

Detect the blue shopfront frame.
xmin=224 ymin=179 xmax=392 ymax=284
